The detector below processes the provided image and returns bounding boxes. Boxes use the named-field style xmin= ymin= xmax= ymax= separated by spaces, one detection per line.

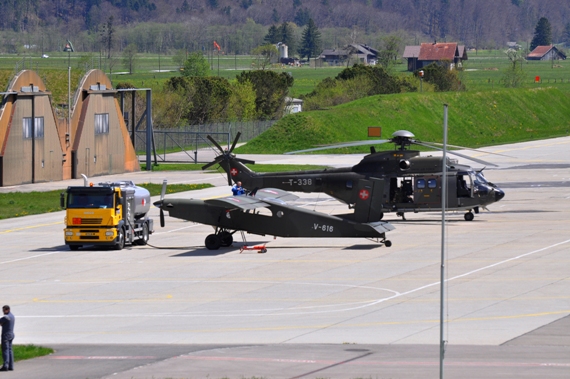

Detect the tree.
xmin=122 ymin=43 xmax=138 ymax=74
xmin=172 ymin=49 xmax=187 ymax=70
xmin=378 ymin=34 xmax=403 ymax=69
xmin=294 ymin=8 xmax=311 ymax=27
xmin=503 ymin=48 xmax=525 ymax=88
xmin=530 ymin=17 xmax=552 ymax=50
xmin=298 ymin=18 xmax=321 ymax=62
xmin=236 ymin=70 xmax=294 ymax=119
xmin=252 ymin=44 xmax=278 ymax=70
xmin=264 ymin=25 xmax=280 ymax=44
xmin=99 ymin=16 xmax=115 ymax=59
xmin=280 ymin=22 xmax=297 ymax=56
xmin=563 ymin=23 xmax=570 ymax=47
xmin=181 ymin=52 xmax=210 ymax=77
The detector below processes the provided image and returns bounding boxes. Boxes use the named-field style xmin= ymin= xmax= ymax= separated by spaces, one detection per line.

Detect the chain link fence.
xmin=136 ymin=120 xmax=275 ymax=163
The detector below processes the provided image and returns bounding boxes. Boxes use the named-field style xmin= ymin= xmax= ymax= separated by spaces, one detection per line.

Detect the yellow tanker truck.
xmin=61 ymin=179 xmax=153 ymax=250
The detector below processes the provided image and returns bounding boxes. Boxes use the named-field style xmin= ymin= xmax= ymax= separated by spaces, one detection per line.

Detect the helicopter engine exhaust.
xmin=399 ymin=159 xmax=411 ymax=170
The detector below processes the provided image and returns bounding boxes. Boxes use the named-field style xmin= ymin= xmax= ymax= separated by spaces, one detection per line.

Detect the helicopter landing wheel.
xmin=384 ymin=240 xmax=392 ymax=247
xmin=464 ymin=212 xmax=475 ymax=221
xmin=205 ymin=234 xmax=221 ymax=250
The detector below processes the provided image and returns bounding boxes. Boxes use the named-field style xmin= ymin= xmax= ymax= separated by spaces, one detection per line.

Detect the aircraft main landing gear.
xmin=464 ymin=211 xmax=474 ymax=221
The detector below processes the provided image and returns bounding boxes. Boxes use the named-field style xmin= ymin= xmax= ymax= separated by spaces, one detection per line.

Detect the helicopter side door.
xmin=414 ymin=176 xmax=442 ymax=208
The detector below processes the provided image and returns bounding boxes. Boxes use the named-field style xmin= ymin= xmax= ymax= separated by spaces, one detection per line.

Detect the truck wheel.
xmin=205 ymin=234 xmax=221 ymax=250
xmin=69 ymin=245 xmax=81 ymax=251
xmin=136 ymin=223 xmax=149 ymax=246
xmin=114 ymin=227 xmax=125 ymax=250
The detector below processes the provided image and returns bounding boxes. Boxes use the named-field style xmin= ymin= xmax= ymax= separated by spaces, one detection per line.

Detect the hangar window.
xmin=23 ymin=117 xmax=44 ymax=139
xmin=95 ymin=113 xmax=109 ymax=134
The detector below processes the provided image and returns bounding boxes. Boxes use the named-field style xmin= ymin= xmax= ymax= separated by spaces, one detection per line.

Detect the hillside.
xmin=1 ymin=1 xmax=569 ymax=56
xmin=236 ymin=87 xmax=570 ymax=154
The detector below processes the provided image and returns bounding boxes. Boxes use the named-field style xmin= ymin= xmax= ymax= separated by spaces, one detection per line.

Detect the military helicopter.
xmin=153 ymin=183 xmax=394 ymax=250
xmin=202 ymin=130 xmax=505 ymax=222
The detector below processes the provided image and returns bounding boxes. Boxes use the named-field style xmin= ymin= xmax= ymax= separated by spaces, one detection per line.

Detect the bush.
xmin=415 ymin=62 xmax=465 ymax=92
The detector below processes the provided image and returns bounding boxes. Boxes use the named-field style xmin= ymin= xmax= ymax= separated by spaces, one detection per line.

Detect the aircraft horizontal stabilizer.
xmin=366 ymin=221 xmax=396 ymax=234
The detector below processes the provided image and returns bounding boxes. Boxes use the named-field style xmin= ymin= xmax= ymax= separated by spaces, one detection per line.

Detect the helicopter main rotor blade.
xmin=226 ymin=170 xmax=232 ymax=186
xmin=413 ymin=141 xmax=498 ymax=167
xmin=229 ymin=132 xmax=241 ymax=153
xmin=423 ymin=141 xmax=513 ymax=158
xmin=207 ymin=135 xmax=225 ymax=154
xmin=202 ymin=157 xmax=223 ymax=170
xmin=285 ymin=139 xmax=391 ymax=155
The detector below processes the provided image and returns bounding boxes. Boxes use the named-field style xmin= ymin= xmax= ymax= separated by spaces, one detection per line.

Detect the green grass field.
xmin=3 ymin=49 xmax=570 ymax=97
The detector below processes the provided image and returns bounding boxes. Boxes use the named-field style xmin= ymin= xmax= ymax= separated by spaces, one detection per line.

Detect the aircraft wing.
xmin=251 ymin=188 xmax=299 ymax=202
xmin=204 ymin=196 xmax=270 ymax=210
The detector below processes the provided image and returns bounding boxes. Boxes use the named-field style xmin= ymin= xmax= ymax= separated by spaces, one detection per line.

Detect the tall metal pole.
xmin=145 ymin=90 xmax=152 ymax=171
xmin=439 ymin=104 xmax=449 ymax=379
xmin=31 ymin=85 xmax=35 ymax=184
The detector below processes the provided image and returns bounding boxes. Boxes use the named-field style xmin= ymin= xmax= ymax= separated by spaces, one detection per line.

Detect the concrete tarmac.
xmin=1 ymin=136 xmax=569 ymax=378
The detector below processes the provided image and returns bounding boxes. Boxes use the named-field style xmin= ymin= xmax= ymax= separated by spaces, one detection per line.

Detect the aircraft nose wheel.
xmin=384 ymin=240 xmax=392 ymax=247
xmin=464 ymin=212 xmax=474 ymax=221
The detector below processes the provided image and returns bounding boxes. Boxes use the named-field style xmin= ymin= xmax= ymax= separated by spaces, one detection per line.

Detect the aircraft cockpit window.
xmin=417 ymin=179 xmax=426 ymax=189
xmin=427 ymin=179 xmax=437 ymax=188
xmin=474 ymin=172 xmax=488 ymax=185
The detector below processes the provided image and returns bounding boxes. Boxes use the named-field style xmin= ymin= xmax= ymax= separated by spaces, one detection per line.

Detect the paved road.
xmin=1 ymin=136 xmax=569 ymax=378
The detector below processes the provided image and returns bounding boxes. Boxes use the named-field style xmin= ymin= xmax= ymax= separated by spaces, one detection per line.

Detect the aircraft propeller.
xmin=202 ymin=132 xmax=255 ymax=185
xmin=159 ymin=179 xmax=167 ymax=227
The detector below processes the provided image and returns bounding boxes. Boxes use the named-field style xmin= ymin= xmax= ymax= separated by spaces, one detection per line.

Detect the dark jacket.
xmin=0 ymin=313 xmax=14 ymax=340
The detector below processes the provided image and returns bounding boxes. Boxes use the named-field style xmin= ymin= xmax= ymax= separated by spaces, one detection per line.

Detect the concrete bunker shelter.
xmin=0 ymin=69 xmax=140 ymax=187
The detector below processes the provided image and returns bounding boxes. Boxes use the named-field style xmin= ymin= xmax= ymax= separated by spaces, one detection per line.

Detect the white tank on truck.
xmin=108 ymin=181 xmax=151 ymax=218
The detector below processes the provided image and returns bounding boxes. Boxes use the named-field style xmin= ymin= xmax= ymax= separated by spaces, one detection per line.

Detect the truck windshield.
xmin=68 ymin=193 xmax=114 ymax=209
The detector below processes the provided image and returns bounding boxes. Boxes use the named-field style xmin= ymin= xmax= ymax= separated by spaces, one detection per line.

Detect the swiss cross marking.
xmin=359 ymin=189 xmax=370 ymax=200
xmin=230 ymin=168 xmax=239 ymax=176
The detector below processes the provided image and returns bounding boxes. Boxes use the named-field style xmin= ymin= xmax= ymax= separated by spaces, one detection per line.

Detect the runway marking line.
xmin=0 ymin=221 xmax=62 ymax=234
xmin=176 ymin=355 xmax=570 ymax=368
xmin=44 ymin=356 xmax=155 ymax=360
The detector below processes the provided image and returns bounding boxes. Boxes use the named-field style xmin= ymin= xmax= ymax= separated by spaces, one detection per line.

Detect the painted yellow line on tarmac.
xmin=0 ymin=221 xmax=62 ymax=234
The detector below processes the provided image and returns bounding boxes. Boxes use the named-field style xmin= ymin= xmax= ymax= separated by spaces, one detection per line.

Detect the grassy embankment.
xmin=237 ymin=86 xmax=570 ymax=154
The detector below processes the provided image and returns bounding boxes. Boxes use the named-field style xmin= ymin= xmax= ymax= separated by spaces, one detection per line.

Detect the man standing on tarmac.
xmin=0 ymin=305 xmax=14 ymax=371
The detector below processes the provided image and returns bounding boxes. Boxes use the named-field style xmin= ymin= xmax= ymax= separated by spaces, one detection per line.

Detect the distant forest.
xmin=1 ymin=0 xmax=569 ymax=55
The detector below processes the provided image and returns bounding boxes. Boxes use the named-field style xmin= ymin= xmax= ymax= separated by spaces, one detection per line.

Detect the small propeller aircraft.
xmin=153 ymin=183 xmax=394 ymax=250
xmin=202 ymin=130 xmax=505 ymax=222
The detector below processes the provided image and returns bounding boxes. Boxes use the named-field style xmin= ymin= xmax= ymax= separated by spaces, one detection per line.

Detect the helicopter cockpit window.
xmin=474 ymin=172 xmax=488 ymax=185
xmin=427 ymin=179 xmax=437 ymax=188
xmin=416 ymin=179 xmax=426 ymax=189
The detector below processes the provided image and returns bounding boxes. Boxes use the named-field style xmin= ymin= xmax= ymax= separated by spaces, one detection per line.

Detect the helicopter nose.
xmin=495 ymin=188 xmax=505 ymax=202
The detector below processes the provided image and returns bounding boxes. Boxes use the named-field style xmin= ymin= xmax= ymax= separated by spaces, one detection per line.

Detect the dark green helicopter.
xmin=202 ymin=130 xmax=505 ymax=222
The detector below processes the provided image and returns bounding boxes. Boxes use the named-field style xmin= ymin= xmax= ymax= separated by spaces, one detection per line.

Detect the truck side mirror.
xmin=60 ymin=193 xmax=66 ymax=209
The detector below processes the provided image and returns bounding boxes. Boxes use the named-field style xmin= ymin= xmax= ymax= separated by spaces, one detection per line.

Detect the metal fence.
xmin=136 ymin=120 xmax=275 ymax=164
